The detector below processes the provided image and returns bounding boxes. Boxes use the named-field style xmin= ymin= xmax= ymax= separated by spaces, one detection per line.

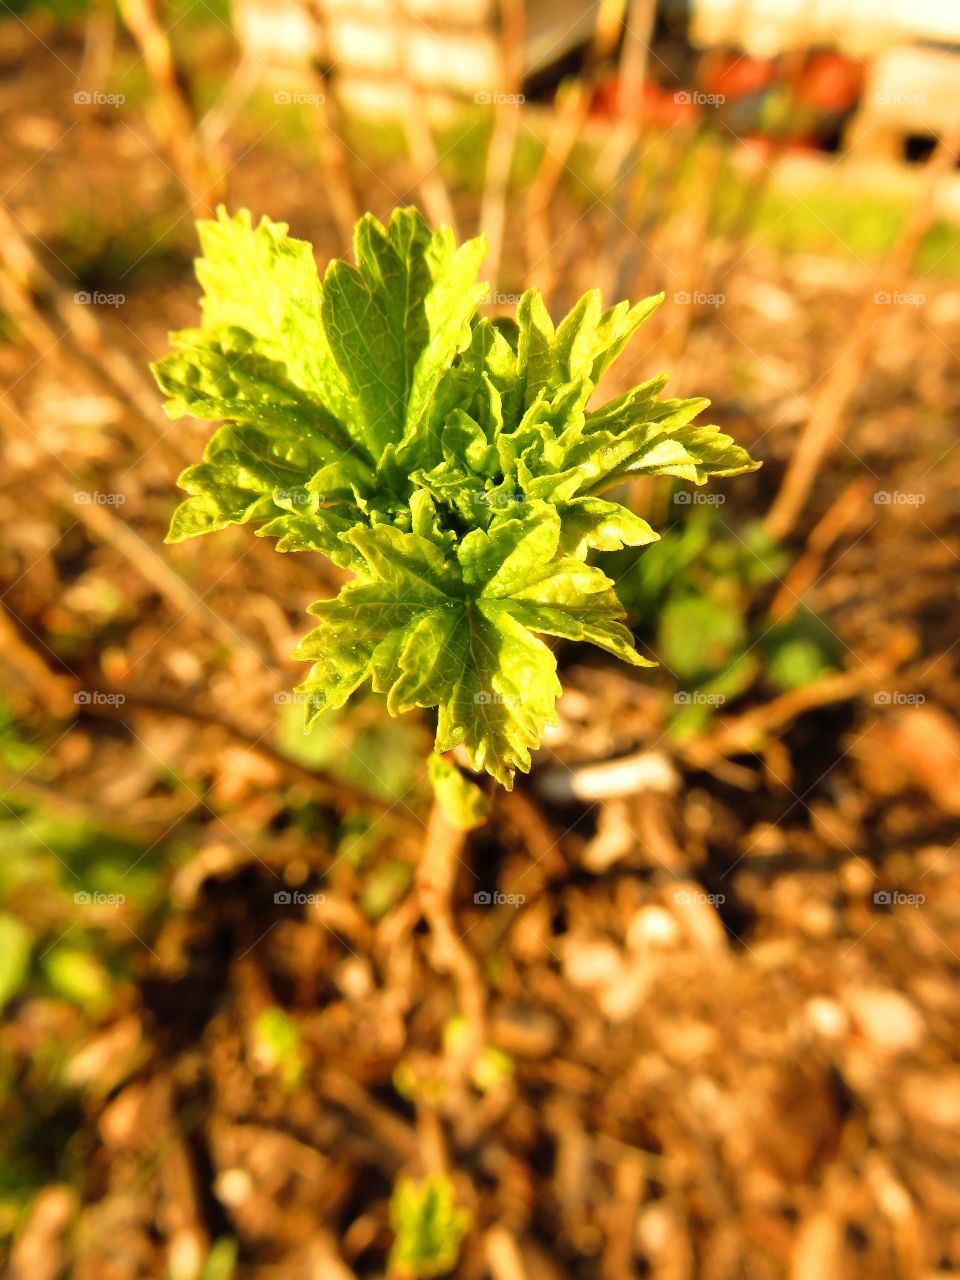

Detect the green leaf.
xmin=556 ymin=496 xmax=659 ymax=558
xmin=294 ymin=504 xmax=648 ymax=787
xmin=761 ymin=611 xmax=837 ymax=691
xmin=322 ymin=209 xmax=488 ymax=455
xmin=42 ymin=947 xmax=113 ymax=1015
xmin=517 ymin=288 xmax=664 ymax=403
xmin=658 ymin=596 xmax=747 ymax=682
xmin=192 ymin=207 xmax=354 ymax=423
xmin=427 ymin=754 xmax=490 ymax=831
xmin=389 ymin=1174 xmax=470 ymax=1279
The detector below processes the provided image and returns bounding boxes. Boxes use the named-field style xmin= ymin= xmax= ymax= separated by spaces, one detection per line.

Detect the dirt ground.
xmin=1 ymin=18 xmax=960 ymax=1280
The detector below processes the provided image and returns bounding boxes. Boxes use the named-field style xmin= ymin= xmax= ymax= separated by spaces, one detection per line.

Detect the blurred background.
xmin=1 ymin=1 xmax=959 ymax=1277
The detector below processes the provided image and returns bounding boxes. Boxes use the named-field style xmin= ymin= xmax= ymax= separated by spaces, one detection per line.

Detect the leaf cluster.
xmin=388 ymin=1174 xmax=470 ymax=1278
xmin=154 ymin=207 xmax=758 ymax=784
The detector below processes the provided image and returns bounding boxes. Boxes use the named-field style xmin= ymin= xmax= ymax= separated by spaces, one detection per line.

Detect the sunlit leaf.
xmin=156 ymin=206 xmax=759 ymax=785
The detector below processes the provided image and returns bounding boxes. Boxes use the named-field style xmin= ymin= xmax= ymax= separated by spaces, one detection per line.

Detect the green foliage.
xmin=276 ymin=698 xmax=426 ymax=801
xmin=42 ymin=948 xmax=114 ymax=1016
xmin=761 ymin=611 xmax=841 ymax=691
xmin=359 ymin=857 xmax=413 ymax=920
xmin=443 ymin=1016 xmax=514 ymax=1092
xmin=0 ymin=700 xmax=41 ymax=773
xmin=251 ymin=1008 xmax=305 ymax=1089
xmin=614 ymin=508 xmax=837 ymax=734
xmin=427 ymin=754 xmax=490 ymax=831
xmin=197 ymin=1239 xmax=239 ymax=1280
xmin=0 ymin=784 xmax=179 ymax=1219
xmin=388 ymin=1174 xmax=470 ymax=1278
xmin=0 ymin=914 xmax=31 ymax=1013
xmin=155 ymin=207 xmax=758 ymax=785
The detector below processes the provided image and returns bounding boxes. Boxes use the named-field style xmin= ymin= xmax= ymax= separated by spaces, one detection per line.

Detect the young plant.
xmin=154 ymin=208 xmax=758 ymax=787
xmin=388 ymin=1173 xmax=470 ymax=1278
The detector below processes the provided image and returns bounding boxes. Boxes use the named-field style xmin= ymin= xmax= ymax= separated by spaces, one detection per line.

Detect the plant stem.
xmin=417 ymin=798 xmax=486 ymax=1060
xmin=765 ymin=127 xmax=960 ymax=542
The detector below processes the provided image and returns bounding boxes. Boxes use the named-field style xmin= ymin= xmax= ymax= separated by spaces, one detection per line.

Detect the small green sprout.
xmin=388 ymin=1174 xmax=470 ymax=1279
xmin=154 ymin=207 xmax=758 ymax=786
xmin=250 ymin=1007 xmax=305 ymax=1089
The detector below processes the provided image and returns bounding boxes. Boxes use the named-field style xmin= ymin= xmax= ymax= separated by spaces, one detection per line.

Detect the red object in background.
xmin=592 ymin=76 xmax=699 ymax=126
xmin=791 ymin=50 xmax=864 ymax=112
xmin=701 ymin=48 xmax=863 ymax=112
xmin=589 ymin=47 xmax=864 ymax=139
xmin=702 ymin=52 xmax=777 ymax=101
